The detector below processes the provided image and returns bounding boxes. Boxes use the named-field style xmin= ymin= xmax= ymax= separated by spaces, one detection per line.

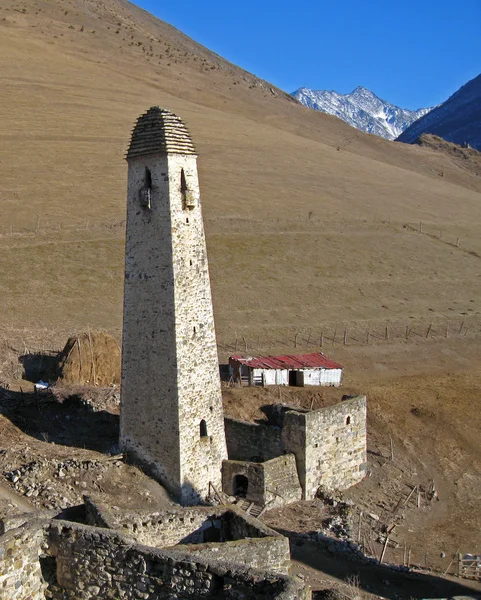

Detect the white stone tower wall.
xmin=120 ymin=108 xmax=227 ymax=505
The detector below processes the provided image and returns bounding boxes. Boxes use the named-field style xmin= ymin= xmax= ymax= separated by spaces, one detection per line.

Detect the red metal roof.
xmin=229 ymin=352 xmax=342 ymax=370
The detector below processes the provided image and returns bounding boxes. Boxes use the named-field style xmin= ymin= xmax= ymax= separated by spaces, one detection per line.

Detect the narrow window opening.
xmin=145 ymin=167 xmax=152 ymax=189
xmin=200 ymin=419 xmax=208 ymax=438
xmin=193 ymin=326 xmax=196 ymax=335
xmin=346 ymin=416 xmax=351 ymax=425
xmin=140 ymin=167 xmax=152 ymax=209
xmin=181 ymin=168 xmax=187 ymax=209
xmin=189 ymin=259 xmax=193 ymax=266
xmin=181 ymin=168 xmax=195 ymax=209
xmin=233 ymin=474 xmax=249 ymax=498
xmin=186 ymin=218 xmax=189 ymax=224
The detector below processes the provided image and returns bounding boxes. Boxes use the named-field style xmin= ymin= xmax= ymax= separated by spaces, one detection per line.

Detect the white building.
xmin=229 ymin=352 xmax=343 ymax=387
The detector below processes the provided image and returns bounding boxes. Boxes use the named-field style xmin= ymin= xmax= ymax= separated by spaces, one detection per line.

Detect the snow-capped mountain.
xmin=292 ymin=86 xmax=432 ymax=140
xmin=396 ymin=73 xmax=481 ymax=150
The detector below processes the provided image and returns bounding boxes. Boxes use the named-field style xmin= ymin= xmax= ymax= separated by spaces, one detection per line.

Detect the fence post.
xmin=459 ymin=321 xmax=464 ymax=334
xmin=344 ymin=328 xmax=348 ymax=345
xmin=320 ymin=333 xmax=323 ymax=347
xmin=385 ymin=326 xmax=389 ymax=341
xmin=242 ymin=336 xmax=248 ymax=352
xmin=426 ymin=323 xmax=432 ymax=338
xmin=294 ymin=333 xmax=298 ymax=348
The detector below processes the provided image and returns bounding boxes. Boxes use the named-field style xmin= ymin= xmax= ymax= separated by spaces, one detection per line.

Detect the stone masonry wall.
xmin=178 ymin=536 xmax=290 ymax=575
xmin=121 ymin=148 xmax=227 ymax=505
xmin=284 ymin=396 xmax=367 ymax=499
xmin=46 ymin=521 xmax=309 ymax=599
xmin=222 ymin=456 xmax=302 ymax=508
xmin=0 ymin=519 xmax=47 ymax=600
xmin=263 ymin=455 xmax=303 ymax=507
xmin=224 ymin=418 xmax=282 ymax=462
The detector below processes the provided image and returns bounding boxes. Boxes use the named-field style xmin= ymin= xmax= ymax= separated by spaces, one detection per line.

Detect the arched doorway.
xmin=233 ymin=474 xmax=249 ymax=498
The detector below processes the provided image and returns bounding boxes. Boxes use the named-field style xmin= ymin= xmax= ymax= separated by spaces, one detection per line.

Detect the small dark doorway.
xmin=289 ymin=370 xmax=304 ymax=386
xmin=233 ymin=474 xmax=249 ymax=498
xmin=200 ymin=419 xmax=208 ymax=438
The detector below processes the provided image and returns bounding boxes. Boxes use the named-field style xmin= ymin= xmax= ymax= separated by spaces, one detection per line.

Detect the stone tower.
xmin=120 ymin=107 xmax=227 ymax=505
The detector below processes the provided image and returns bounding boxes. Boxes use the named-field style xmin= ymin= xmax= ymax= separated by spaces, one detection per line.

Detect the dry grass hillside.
xmin=0 ymin=0 xmax=480 ymax=591
xmin=1 ymin=0 xmax=480 ymax=342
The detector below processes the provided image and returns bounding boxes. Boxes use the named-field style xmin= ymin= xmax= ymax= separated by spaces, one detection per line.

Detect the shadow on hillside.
xmin=279 ymin=531 xmax=480 ymax=599
xmin=18 ymin=352 xmax=59 ymax=383
xmin=0 ymin=387 xmax=119 ymax=453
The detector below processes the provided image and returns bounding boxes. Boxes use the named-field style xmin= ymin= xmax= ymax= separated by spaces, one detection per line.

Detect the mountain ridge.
xmin=292 ymin=85 xmax=431 ymax=140
xmin=396 ymin=73 xmax=481 ymax=150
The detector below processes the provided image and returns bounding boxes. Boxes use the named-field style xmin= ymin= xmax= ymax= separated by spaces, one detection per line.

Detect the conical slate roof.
xmin=127 ymin=107 xmax=196 ymax=159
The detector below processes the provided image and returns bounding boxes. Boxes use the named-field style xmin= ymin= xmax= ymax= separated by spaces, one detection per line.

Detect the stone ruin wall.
xmin=224 ymin=418 xmax=282 ymax=462
xmin=0 ymin=519 xmax=47 ymax=600
xmin=283 ymin=396 xmax=367 ymax=499
xmin=178 ymin=536 xmax=290 ymax=576
xmin=222 ymin=455 xmax=302 ymax=508
xmin=0 ymin=517 xmax=309 ymax=600
xmin=225 ymin=396 xmax=367 ymax=501
xmin=85 ymin=499 xmax=290 ymax=575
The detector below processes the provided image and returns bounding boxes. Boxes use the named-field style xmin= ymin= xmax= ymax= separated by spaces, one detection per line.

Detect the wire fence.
xmin=217 ymin=316 xmax=481 ymax=356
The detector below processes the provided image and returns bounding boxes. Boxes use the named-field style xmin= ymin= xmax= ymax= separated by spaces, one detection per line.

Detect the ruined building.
xmin=120 ymin=107 xmax=367 ymax=509
xmin=120 ymin=107 xmax=228 ymax=505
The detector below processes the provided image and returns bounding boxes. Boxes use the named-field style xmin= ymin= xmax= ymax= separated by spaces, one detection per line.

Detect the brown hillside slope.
xmin=0 ymin=0 xmax=480 ymax=342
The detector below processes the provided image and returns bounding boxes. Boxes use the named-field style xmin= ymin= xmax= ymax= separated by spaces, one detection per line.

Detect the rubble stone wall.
xmin=0 ymin=520 xmax=47 ymax=600
xmin=178 ymin=535 xmax=290 ymax=575
xmin=46 ymin=521 xmax=309 ymax=599
xmin=224 ymin=418 xmax=282 ymax=461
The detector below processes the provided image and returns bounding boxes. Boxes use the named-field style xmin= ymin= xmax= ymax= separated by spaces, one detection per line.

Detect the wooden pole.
xmin=445 ymin=323 xmax=449 ymax=338
xmin=443 ymin=548 xmax=460 ymax=576
xmin=320 ymin=333 xmax=323 ymax=347
xmin=243 ymin=336 xmax=248 ymax=352
xmin=419 ymin=222 xmax=423 ymax=233
xmin=380 ymin=535 xmax=390 ymax=564
xmin=390 ymin=437 xmax=394 ymax=462
xmin=403 ymin=485 xmax=417 ymax=507
xmin=459 ymin=320 xmax=464 ymax=334
xmin=294 ymin=333 xmax=298 ymax=348
xmin=357 ymin=511 xmax=363 ymax=543
xmin=426 ymin=323 xmax=432 ymax=338
xmin=366 ymin=330 xmax=370 ymax=344
xmin=344 ymin=328 xmax=348 ymax=345
xmin=332 ymin=326 xmax=337 ymax=344
xmin=405 ymin=325 xmax=410 ymax=339
xmin=385 ymin=326 xmax=389 ymax=341
xmin=407 ymin=548 xmax=411 ymax=568
xmin=403 ymin=542 xmax=407 ymax=566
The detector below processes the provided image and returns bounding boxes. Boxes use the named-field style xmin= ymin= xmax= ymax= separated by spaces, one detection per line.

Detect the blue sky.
xmin=133 ymin=0 xmax=480 ymax=110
